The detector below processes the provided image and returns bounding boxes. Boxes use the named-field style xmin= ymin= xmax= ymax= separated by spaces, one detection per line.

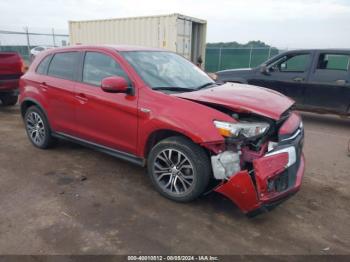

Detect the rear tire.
xmin=0 ymin=95 xmax=18 ymax=106
xmin=147 ymin=136 xmax=211 ymax=202
xmin=24 ymin=106 xmax=55 ymax=149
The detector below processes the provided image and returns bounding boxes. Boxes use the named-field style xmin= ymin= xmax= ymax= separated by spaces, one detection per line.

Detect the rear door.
xmin=74 ymin=50 xmax=138 ymax=154
xmin=303 ymin=52 xmax=350 ymax=114
xmin=249 ymin=52 xmax=313 ymax=105
xmin=45 ymin=51 xmax=81 ymax=134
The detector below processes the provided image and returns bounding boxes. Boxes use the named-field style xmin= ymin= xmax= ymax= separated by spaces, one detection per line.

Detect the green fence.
xmin=205 ymin=48 xmax=280 ymax=72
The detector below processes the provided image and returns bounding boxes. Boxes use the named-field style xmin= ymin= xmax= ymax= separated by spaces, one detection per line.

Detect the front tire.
xmin=24 ymin=106 xmax=55 ymax=149
xmin=147 ymin=136 xmax=211 ymax=202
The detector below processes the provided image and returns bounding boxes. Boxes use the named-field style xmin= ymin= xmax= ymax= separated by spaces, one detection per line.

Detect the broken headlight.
xmin=214 ymin=120 xmax=270 ymax=139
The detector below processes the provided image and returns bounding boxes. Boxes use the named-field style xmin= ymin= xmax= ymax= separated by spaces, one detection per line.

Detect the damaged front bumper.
xmin=213 ymin=115 xmax=305 ymax=215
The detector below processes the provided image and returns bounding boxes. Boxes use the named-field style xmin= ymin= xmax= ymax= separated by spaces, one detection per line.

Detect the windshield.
xmin=121 ymin=51 xmax=214 ymax=90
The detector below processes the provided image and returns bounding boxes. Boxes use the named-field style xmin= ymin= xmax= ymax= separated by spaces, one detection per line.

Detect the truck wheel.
xmin=24 ymin=106 xmax=55 ymax=149
xmin=0 ymin=95 xmax=18 ymax=106
xmin=147 ymin=136 xmax=211 ymax=202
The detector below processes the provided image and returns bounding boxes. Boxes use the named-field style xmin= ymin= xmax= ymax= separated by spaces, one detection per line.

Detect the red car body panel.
xmin=0 ymin=52 xmax=24 ymax=92
xmin=20 ymin=45 xmax=305 ymax=215
xmin=74 ymin=81 xmax=139 ymax=154
xmin=136 ymin=88 xmax=234 ymax=156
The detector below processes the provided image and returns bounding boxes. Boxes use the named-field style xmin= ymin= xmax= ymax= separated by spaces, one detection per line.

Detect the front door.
xmin=74 ymin=51 xmax=138 ymax=154
xmin=250 ymin=52 xmax=313 ymax=105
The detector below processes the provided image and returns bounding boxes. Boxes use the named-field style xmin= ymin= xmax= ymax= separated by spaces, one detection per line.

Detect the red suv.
xmin=20 ymin=45 xmax=305 ymax=216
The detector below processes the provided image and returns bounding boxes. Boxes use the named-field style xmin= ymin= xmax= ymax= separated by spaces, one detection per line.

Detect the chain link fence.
xmin=1 ymin=28 xmax=286 ymax=72
xmin=205 ymin=47 xmax=287 ymax=72
xmin=0 ymin=27 xmax=69 ymax=64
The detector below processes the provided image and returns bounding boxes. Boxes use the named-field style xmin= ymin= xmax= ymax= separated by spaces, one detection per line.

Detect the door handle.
xmin=75 ymin=93 xmax=88 ymax=104
xmin=293 ymin=77 xmax=304 ymax=82
xmin=335 ymin=79 xmax=347 ymax=85
xmin=39 ymin=82 xmax=48 ymax=91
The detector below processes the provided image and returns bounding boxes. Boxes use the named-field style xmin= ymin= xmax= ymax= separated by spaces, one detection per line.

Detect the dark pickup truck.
xmin=216 ymin=49 xmax=350 ymax=116
xmin=0 ymin=52 xmax=25 ymax=106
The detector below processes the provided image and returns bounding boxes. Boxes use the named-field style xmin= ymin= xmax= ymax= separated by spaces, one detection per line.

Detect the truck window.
xmin=317 ymin=54 xmax=350 ymax=71
xmin=270 ymin=53 xmax=310 ymax=73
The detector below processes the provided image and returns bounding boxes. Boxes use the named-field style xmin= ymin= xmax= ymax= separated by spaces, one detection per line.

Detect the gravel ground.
xmin=0 ymin=105 xmax=349 ymax=255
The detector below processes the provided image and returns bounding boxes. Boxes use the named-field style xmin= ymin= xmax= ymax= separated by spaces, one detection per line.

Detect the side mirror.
xmin=101 ymin=76 xmax=132 ymax=94
xmin=260 ymin=64 xmax=270 ymax=75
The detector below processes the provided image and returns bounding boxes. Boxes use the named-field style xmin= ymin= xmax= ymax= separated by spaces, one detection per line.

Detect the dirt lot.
xmin=0 ymin=105 xmax=349 ymax=255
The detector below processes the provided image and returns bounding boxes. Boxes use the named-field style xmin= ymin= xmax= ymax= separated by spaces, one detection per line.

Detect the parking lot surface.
xmin=0 ymin=105 xmax=349 ymax=255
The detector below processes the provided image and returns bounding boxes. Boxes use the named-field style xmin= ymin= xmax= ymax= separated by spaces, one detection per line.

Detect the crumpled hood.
xmin=173 ymin=83 xmax=294 ymax=120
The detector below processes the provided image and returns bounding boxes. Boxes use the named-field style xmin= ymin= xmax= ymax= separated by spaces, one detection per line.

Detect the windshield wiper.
xmin=152 ymin=87 xmax=194 ymax=92
xmin=196 ymin=82 xmax=217 ymax=90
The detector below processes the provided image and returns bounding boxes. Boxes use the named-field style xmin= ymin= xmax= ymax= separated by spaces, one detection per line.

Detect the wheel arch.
xmin=21 ymin=98 xmax=47 ymax=119
xmin=143 ymin=129 xmax=200 ymax=159
xmin=20 ymin=98 xmax=49 ymax=123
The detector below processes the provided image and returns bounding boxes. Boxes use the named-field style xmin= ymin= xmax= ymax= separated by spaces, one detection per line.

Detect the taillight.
xmin=20 ymin=59 xmax=27 ymax=74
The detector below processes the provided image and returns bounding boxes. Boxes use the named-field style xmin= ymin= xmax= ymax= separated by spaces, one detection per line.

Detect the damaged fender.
xmin=214 ymin=171 xmax=260 ymax=213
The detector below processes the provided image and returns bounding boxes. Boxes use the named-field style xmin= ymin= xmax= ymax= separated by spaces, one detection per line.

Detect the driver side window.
xmin=270 ymin=53 xmax=310 ymax=73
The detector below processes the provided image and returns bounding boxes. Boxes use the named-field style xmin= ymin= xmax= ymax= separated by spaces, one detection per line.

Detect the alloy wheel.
xmin=26 ymin=112 xmax=46 ymax=146
xmin=152 ymin=149 xmax=195 ymax=195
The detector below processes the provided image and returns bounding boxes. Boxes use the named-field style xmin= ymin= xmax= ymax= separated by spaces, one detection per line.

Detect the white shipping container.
xmin=69 ymin=13 xmax=207 ymax=64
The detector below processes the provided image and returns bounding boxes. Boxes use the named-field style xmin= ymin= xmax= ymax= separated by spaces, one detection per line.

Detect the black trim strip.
xmin=0 ymin=74 xmax=21 ymax=80
xmin=52 ymin=132 xmax=145 ymax=166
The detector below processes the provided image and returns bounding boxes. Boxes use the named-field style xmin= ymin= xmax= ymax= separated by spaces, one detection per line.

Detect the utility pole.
xmin=52 ymin=28 xmax=56 ymax=47
xmin=218 ymin=47 xmax=222 ymax=71
xmin=248 ymin=47 xmax=253 ymax=68
xmin=25 ymin=27 xmax=31 ymax=58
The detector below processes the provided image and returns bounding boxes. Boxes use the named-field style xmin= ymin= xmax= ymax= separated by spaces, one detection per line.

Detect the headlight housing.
xmin=214 ymin=120 xmax=270 ymax=139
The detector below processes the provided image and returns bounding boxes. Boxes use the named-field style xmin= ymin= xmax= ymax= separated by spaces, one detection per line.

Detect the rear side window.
xmin=48 ymin=52 xmax=80 ymax=81
xmin=82 ymin=52 xmax=130 ymax=86
xmin=36 ymin=55 xmax=52 ymax=75
xmin=317 ymin=54 xmax=350 ymax=71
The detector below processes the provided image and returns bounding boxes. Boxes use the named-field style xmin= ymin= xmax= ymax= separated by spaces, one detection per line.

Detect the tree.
xmin=206 ymin=40 xmax=276 ymax=49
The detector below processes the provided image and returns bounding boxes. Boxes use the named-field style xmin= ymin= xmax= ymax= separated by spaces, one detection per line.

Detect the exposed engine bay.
xmin=207 ymin=103 xmax=292 ymax=181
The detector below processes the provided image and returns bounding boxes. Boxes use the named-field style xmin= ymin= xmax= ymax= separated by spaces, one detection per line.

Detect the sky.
xmin=0 ymin=0 xmax=350 ymax=48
